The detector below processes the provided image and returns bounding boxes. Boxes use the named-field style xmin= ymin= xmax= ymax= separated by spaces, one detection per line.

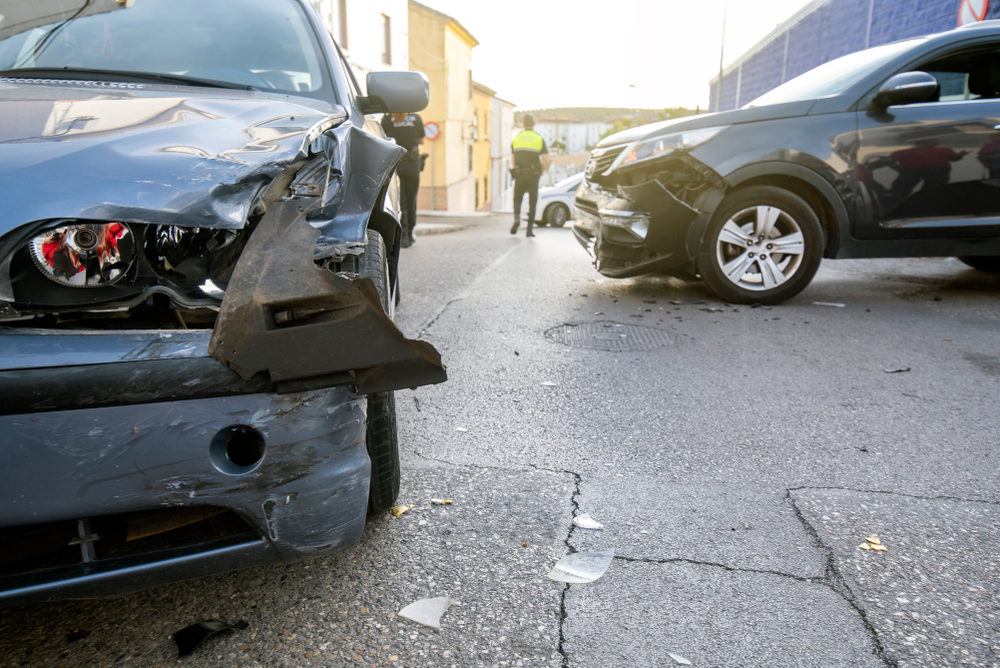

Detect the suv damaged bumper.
xmin=0 ymin=329 xmax=369 ymax=604
xmin=573 ymin=157 xmax=725 ymax=279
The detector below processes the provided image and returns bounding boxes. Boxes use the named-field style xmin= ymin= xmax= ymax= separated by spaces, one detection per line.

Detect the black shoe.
xmin=510 ymin=221 xmax=519 ymax=235
xmin=526 ymin=230 xmax=535 ymax=237
xmin=400 ymin=235 xmax=412 ymax=248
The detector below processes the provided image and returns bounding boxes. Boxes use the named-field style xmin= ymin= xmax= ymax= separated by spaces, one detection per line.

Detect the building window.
xmin=468 ymin=145 xmax=473 ymax=173
xmin=338 ymin=0 xmax=348 ymax=49
xmin=468 ymin=70 xmax=472 ymax=99
xmin=381 ymin=14 xmax=391 ymax=65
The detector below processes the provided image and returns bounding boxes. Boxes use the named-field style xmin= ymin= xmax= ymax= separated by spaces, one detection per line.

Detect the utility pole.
xmin=716 ymin=0 xmax=727 ymax=112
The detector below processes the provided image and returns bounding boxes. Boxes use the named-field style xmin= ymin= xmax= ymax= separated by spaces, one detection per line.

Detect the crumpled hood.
xmin=0 ymin=80 xmax=346 ymax=234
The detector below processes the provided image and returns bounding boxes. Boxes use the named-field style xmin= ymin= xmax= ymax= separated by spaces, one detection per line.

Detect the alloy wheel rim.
xmin=714 ymin=205 xmax=806 ymax=291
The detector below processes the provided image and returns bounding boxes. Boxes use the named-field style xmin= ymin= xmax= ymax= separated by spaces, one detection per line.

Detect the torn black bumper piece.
xmin=209 ymin=199 xmax=446 ymax=395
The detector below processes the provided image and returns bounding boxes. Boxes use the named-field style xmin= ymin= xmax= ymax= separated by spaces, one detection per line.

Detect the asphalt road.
xmin=2 ymin=214 xmax=998 ymax=666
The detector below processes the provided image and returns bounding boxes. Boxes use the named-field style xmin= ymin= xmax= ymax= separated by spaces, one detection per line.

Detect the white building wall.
xmin=310 ymin=0 xmax=409 ymax=85
xmin=534 ymin=121 xmax=611 ymax=154
xmin=491 ymin=97 xmax=515 ymax=213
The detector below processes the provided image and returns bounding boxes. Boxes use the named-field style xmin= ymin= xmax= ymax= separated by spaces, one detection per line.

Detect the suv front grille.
xmin=585 ymin=144 xmax=628 ymax=180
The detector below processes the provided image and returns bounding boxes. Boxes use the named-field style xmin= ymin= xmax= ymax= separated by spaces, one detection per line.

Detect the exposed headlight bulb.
xmin=28 ymin=222 xmax=136 ymax=287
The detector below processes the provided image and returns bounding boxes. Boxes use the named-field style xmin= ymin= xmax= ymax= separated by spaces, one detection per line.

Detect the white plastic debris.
xmin=398 ymin=596 xmax=456 ymax=630
xmin=547 ymin=551 xmax=614 ymax=584
xmin=454 ymin=426 xmax=468 ymax=433
xmin=813 ymin=301 xmax=846 ymax=308
xmin=541 ymin=381 xmax=559 ymax=387
xmin=669 ymin=652 xmax=692 ymax=665
xmin=573 ymin=513 xmax=604 ymax=530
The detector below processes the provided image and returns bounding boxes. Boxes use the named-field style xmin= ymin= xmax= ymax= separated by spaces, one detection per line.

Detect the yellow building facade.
xmin=471 ymin=81 xmax=494 ymax=211
xmin=408 ymin=1 xmax=477 ymax=211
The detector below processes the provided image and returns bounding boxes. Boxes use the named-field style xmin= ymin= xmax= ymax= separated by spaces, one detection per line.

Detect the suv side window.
xmin=918 ymin=47 xmax=1000 ymax=102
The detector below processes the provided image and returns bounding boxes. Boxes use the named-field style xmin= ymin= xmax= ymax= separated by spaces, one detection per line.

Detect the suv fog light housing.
xmin=600 ymin=210 xmax=650 ymax=239
xmin=28 ymin=222 xmax=136 ymax=287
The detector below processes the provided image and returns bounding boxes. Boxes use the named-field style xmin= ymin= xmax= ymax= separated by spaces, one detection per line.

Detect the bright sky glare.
xmin=419 ymin=0 xmax=815 ymax=110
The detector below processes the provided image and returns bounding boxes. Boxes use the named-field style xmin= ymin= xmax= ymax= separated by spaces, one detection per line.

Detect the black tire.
xmin=957 ymin=255 xmax=1000 ymax=273
xmin=546 ymin=203 xmax=570 ymax=227
xmin=697 ymin=185 xmax=824 ymax=304
xmin=356 ymin=229 xmax=400 ymax=514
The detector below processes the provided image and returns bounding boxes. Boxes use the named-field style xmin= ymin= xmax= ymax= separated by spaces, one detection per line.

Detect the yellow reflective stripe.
xmin=512 ymin=130 xmax=544 ymax=152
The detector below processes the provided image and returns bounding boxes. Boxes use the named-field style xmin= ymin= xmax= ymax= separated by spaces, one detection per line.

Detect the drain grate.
xmin=544 ymin=321 xmax=673 ymax=352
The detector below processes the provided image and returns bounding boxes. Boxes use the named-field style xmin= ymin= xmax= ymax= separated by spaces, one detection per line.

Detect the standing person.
xmin=510 ymin=114 xmax=550 ymax=237
xmin=382 ymin=112 xmax=425 ymax=247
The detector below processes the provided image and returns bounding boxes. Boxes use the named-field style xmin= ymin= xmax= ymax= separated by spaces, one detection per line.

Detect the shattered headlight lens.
xmin=28 ymin=222 xmax=136 ymax=287
xmin=609 ymin=126 xmax=729 ymax=172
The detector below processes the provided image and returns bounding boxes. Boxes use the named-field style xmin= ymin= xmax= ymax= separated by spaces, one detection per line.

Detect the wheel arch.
xmin=723 ymin=162 xmax=850 ymax=258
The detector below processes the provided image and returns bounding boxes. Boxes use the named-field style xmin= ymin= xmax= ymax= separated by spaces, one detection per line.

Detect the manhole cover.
xmin=544 ymin=321 xmax=672 ymax=352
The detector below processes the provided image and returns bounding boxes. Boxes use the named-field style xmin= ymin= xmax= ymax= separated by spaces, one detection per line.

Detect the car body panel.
xmin=0 ymin=327 xmax=369 ymax=604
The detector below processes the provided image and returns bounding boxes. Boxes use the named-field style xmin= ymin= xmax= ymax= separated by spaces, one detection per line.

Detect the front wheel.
xmin=697 ymin=185 xmax=824 ymax=304
xmin=546 ymin=203 xmax=570 ymax=227
xmin=356 ymin=229 xmax=400 ymax=513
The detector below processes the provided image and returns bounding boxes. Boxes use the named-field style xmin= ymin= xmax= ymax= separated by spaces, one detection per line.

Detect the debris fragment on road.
xmin=398 ymin=596 xmax=456 ymax=630
xmin=391 ymin=504 xmax=415 ymax=518
xmin=883 ymin=367 xmax=911 ymax=374
xmin=547 ymin=551 xmax=614 ymax=584
xmin=541 ymin=381 xmax=559 ymax=387
xmin=573 ymin=513 xmax=604 ymax=530
xmin=813 ymin=301 xmax=846 ymax=308
xmin=431 ymin=498 xmax=453 ymax=505
xmin=669 ymin=652 xmax=693 ymax=665
xmin=858 ymin=535 xmax=888 ymax=552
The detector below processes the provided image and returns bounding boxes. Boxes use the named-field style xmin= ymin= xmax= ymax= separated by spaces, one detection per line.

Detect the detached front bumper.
xmin=0 ymin=329 xmax=369 ymax=605
xmin=572 ymin=174 xmax=712 ymax=279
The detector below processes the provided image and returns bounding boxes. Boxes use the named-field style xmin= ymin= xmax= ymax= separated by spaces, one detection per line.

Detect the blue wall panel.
xmin=710 ymin=0 xmax=1000 ymax=111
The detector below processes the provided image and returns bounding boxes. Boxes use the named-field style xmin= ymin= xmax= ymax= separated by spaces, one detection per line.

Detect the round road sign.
xmin=959 ymin=0 xmax=989 ymax=25
xmin=424 ymin=122 xmax=440 ymax=141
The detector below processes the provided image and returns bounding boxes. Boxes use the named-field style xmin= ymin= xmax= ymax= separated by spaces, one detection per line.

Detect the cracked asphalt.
xmin=1 ymin=214 xmax=998 ymax=666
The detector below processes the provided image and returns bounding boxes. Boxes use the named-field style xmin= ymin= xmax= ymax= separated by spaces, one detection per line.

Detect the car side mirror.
xmin=871 ymin=71 xmax=939 ymax=109
xmin=360 ymin=71 xmax=429 ymax=114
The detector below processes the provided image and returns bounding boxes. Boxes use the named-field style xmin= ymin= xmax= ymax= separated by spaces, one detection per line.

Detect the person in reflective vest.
xmin=510 ymin=114 xmax=550 ymax=237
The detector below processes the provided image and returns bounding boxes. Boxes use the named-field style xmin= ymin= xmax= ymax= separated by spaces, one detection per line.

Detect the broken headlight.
xmin=609 ymin=126 xmax=729 ymax=172
xmin=4 ymin=219 xmax=249 ymax=321
xmin=28 ymin=222 xmax=136 ymax=288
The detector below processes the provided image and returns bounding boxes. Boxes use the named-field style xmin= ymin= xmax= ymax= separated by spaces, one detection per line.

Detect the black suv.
xmin=574 ymin=22 xmax=1000 ymax=303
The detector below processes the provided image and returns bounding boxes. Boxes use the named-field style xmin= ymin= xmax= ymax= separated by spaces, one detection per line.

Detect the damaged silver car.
xmin=0 ymin=0 xmax=445 ymax=603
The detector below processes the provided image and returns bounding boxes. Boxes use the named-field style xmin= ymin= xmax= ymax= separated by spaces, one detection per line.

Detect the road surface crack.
xmin=786 ymin=490 xmax=896 ymax=667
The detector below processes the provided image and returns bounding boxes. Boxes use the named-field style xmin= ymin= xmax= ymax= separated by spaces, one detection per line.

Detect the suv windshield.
xmin=0 ymin=0 xmax=331 ymax=99
xmin=746 ymin=38 xmax=926 ymax=107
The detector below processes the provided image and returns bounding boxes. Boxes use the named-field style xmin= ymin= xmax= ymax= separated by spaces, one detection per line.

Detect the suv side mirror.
xmin=360 ymin=71 xmax=429 ymax=114
xmin=871 ymin=71 xmax=940 ymax=109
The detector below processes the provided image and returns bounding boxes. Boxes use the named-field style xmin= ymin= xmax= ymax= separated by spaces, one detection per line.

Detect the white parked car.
xmin=536 ymin=173 xmax=583 ymax=227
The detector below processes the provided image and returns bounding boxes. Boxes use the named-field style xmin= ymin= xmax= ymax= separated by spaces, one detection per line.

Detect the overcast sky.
xmin=419 ymin=0 xmax=816 ymax=110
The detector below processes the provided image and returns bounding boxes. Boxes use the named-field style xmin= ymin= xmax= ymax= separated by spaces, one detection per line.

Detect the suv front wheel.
xmin=698 ymin=185 xmax=823 ymax=304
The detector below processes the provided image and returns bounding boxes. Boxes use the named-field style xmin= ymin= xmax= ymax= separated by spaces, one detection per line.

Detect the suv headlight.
xmin=609 ymin=126 xmax=729 ymax=172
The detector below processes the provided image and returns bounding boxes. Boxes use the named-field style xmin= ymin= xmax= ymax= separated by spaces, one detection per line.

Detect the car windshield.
xmin=0 ymin=0 xmax=331 ymax=99
xmin=746 ymin=37 xmax=926 ymax=107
